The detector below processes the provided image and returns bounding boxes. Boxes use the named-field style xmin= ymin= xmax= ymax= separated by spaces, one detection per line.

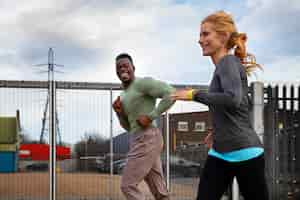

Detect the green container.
xmin=0 ymin=117 xmax=18 ymax=144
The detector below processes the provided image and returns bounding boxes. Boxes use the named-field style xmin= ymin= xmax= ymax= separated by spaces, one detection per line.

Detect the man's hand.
xmin=112 ymin=96 xmax=123 ymax=114
xmin=136 ymin=115 xmax=152 ymax=128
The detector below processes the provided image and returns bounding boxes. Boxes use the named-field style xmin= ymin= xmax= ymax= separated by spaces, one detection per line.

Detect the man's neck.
xmin=122 ymin=76 xmax=135 ymax=89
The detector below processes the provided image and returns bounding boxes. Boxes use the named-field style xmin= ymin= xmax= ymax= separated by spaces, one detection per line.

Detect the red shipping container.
xmin=19 ymin=144 xmax=71 ymax=161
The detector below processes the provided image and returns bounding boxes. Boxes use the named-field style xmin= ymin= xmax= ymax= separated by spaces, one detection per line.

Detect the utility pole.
xmin=35 ymin=48 xmax=64 ymax=200
xmin=37 ymin=48 xmax=63 ymax=145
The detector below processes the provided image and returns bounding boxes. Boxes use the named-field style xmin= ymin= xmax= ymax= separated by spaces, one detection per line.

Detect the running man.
xmin=113 ymin=53 xmax=175 ymax=200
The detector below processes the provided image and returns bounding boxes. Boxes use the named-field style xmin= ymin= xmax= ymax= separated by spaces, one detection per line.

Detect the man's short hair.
xmin=116 ymin=53 xmax=133 ymax=65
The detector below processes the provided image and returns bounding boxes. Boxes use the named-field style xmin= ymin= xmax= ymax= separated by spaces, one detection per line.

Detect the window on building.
xmin=177 ymin=121 xmax=188 ymax=132
xmin=194 ymin=121 xmax=206 ymax=132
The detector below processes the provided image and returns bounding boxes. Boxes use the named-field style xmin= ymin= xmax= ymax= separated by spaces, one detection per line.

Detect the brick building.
xmin=159 ymin=111 xmax=212 ymax=153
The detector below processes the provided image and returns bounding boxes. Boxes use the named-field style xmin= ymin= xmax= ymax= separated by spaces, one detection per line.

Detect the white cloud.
xmin=240 ymin=0 xmax=299 ymax=57
xmin=0 ymin=0 xmax=297 ymax=84
xmin=0 ymin=0 xmax=207 ymax=83
xmin=258 ymin=55 xmax=300 ymax=84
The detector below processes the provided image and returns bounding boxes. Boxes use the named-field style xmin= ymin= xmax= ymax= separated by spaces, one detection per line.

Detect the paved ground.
xmin=0 ymin=173 xmax=197 ymax=200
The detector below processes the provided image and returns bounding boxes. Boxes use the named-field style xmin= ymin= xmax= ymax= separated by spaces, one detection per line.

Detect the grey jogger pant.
xmin=120 ymin=127 xmax=169 ymax=200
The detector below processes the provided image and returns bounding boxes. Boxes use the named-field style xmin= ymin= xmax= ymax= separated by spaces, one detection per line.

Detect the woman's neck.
xmin=211 ymin=48 xmax=228 ymax=66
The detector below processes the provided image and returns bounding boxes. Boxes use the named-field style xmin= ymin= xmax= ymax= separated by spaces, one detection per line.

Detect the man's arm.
xmin=112 ymin=96 xmax=130 ymax=131
xmin=139 ymin=77 xmax=175 ymax=120
xmin=116 ymin=112 xmax=130 ymax=131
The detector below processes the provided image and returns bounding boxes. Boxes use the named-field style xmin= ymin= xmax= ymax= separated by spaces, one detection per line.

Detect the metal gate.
xmin=264 ymin=85 xmax=300 ymax=200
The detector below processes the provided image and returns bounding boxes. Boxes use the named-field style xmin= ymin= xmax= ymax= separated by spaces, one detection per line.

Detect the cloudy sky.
xmin=0 ymin=0 xmax=299 ymax=85
xmin=0 ymin=0 xmax=299 ymax=143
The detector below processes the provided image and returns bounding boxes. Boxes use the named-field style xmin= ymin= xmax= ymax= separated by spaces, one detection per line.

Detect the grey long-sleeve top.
xmin=193 ymin=55 xmax=262 ymax=153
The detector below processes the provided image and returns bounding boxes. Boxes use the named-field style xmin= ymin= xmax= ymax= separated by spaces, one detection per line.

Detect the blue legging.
xmin=197 ymin=154 xmax=269 ymax=200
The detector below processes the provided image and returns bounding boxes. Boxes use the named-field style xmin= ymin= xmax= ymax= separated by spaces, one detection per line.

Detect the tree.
xmin=74 ymin=130 xmax=109 ymax=158
xmin=19 ymin=133 xmax=32 ymax=144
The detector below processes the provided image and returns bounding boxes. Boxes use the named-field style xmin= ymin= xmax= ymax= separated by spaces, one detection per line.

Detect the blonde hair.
xmin=202 ymin=11 xmax=261 ymax=76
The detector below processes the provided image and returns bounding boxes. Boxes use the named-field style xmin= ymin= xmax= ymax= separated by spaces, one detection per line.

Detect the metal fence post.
xmin=251 ymin=82 xmax=265 ymax=143
xmin=232 ymin=82 xmax=264 ymax=200
xmin=232 ymin=178 xmax=239 ymax=200
xmin=109 ymin=89 xmax=113 ymax=200
xmin=250 ymin=82 xmax=266 ymax=199
xmin=166 ymin=111 xmax=170 ymax=190
xmin=49 ymin=80 xmax=56 ymax=200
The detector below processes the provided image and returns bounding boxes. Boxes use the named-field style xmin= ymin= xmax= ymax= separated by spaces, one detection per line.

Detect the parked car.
xmin=26 ymin=162 xmax=48 ymax=171
xmin=95 ymin=158 xmax=105 ymax=172
xmin=168 ymin=155 xmax=201 ymax=177
xmin=97 ymin=155 xmax=201 ymax=177
xmin=97 ymin=158 xmax=127 ymax=174
xmin=113 ymin=159 xmax=126 ymax=174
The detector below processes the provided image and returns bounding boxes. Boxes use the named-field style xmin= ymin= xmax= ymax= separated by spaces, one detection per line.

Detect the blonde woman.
xmin=171 ymin=11 xmax=269 ymax=200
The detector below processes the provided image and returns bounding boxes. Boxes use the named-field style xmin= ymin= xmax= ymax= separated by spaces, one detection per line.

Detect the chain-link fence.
xmin=1 ymin=80 xmax=299 ymax=200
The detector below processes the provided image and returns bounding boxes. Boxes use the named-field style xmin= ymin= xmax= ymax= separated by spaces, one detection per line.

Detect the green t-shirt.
xmin=118 ymin=77 xmax=175 ymax=133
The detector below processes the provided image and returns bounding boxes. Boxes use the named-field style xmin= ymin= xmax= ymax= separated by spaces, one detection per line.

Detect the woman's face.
xmin=198 ymin=22 xmax=226 ymax=57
